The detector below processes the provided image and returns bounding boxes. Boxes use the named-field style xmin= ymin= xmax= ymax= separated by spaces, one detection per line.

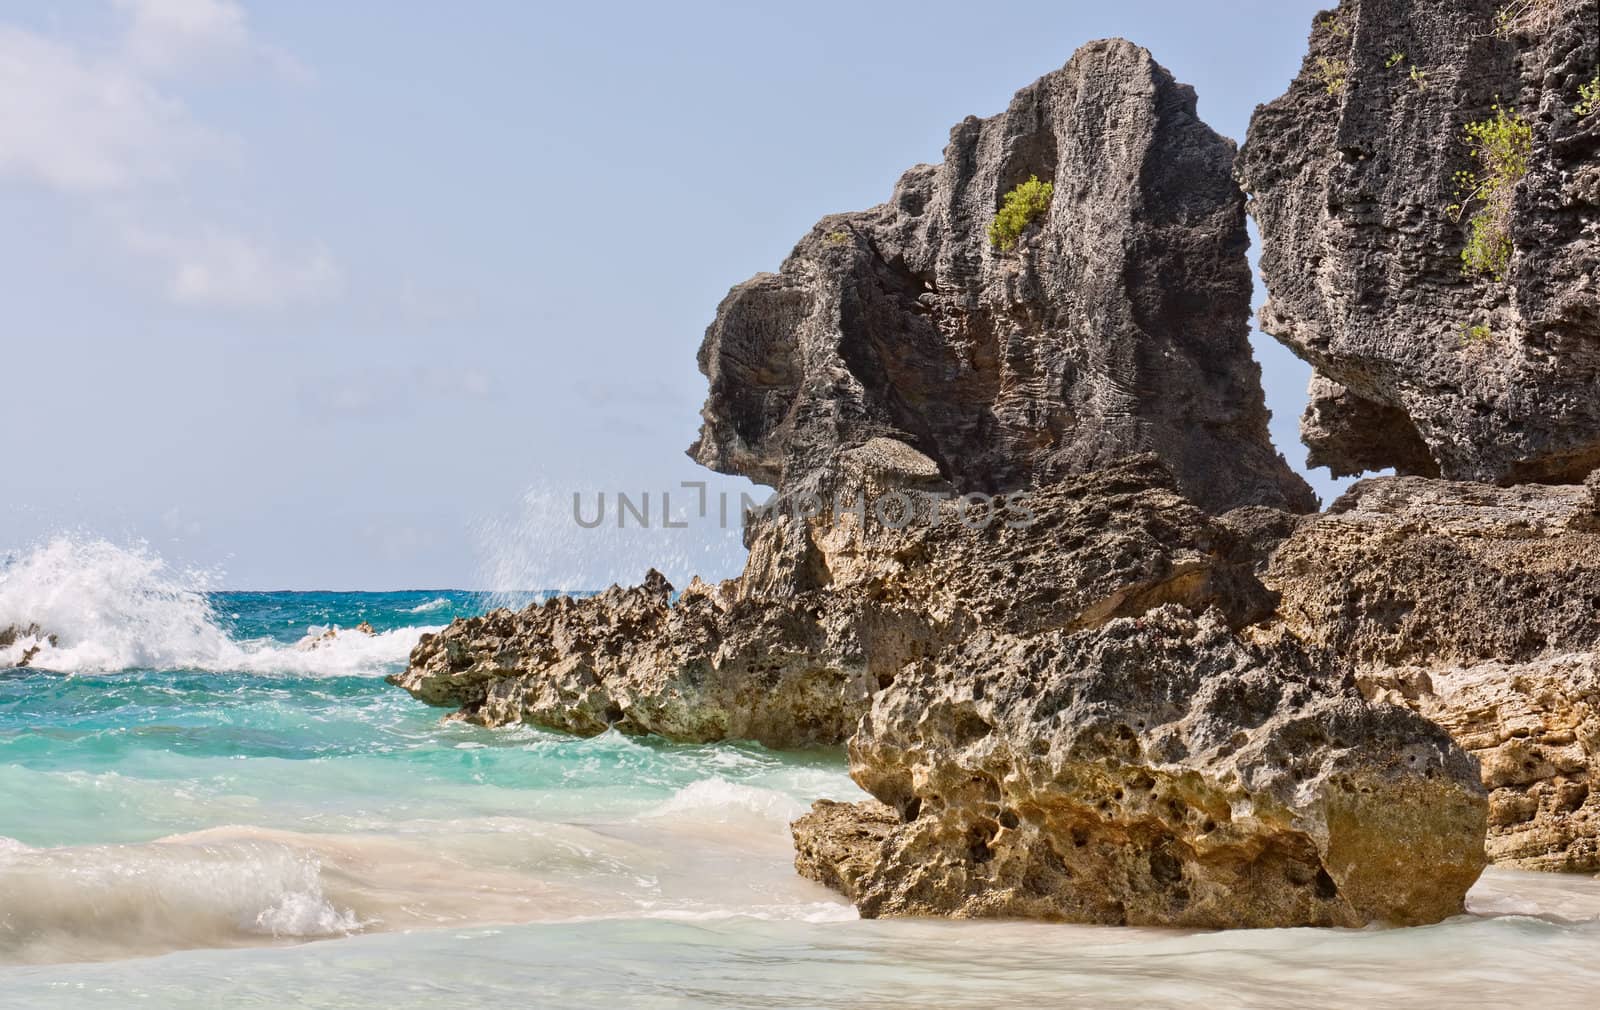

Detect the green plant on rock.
xmin=1314 ymin=56 xmax=1350 ymax=96
xmin=825 ymin=230 xmax=850 ymax=246
xmin=1494 ymin=0 xmax=1561 ymax=38
xmin=1447 ymin=103 xmax=1532 ymax=280
xmin=1410 ymin=65 xmax=1429 ymax=92
xmin=987 ymin=176 xmax=1054 ymax=252
xmin=1319 ymin=12 xmax=1351 ymax=38
xmin=1578 ymin=76 xmax=1600 ymax=117
xmin=1460 ymin=323 xmax=1494 ymax=347
xmin=1386 ymin=52 xmax=1406 ymax=69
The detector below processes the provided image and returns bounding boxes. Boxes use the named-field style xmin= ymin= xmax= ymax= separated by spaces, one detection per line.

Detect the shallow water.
xmin=3 ymin=539 xmax=1600 ymax=1008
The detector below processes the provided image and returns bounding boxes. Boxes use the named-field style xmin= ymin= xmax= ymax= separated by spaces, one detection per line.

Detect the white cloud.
xmin=0 ymin=3 xmax=334 ymax=311
xmin=124 ymin=224 xmax=343 ymax=309
xmin=0 ymin=26 xmax=217 ymax=191
xmin=114 ymin=0 xmax=249 ymax=74
xmin=112 ymin=0 xmax=312 ymax=82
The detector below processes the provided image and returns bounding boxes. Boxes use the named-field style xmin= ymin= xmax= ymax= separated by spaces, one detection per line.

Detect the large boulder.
xmin=1266 ymin=474 xmax=1600 ymax=869
xmin=691 ymin=39 xmax=1316 ymax=514
xmin=1239 ymin=0 xmax=1600 ymax=484
xmin=794 ymin=609 xmax=1487 ymax=928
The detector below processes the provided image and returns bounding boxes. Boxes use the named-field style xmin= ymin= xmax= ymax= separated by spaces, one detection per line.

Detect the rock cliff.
xmin=1239 ymin=0 xmax=1600 ymax=484
xmin=389 ymin=35 xmax=1549 ymax=926
xmin=691 ymin=39 xmax=1316 ymax=514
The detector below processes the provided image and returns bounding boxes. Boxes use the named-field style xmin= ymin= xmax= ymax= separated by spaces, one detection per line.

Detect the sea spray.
xmin=471 ymin=476 xmax=750 ymax=611
xmin=0 ymin=537 xmax=438 ymax=675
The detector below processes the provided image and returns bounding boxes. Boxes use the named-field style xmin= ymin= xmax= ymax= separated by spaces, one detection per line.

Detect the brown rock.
xmin=795 ymin=609 xmax=1487 ymax=928
xmin=1267 ymin=475 xmax=1600 ymax=870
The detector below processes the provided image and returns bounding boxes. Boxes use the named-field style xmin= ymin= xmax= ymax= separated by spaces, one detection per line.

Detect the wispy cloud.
xmin=0 ymin=25 xmax=218 ymax=191
xmin=124 ymin=224 xmax=343 ymax=309
xmin=0 ymin=1 xmax=334 ymax=311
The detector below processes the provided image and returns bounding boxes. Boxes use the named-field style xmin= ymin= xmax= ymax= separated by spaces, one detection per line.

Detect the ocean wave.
xmin=0 ymin=537 xmax=434 ymax=675
xmin=404 ymin=596 xmax=452 ymax=614
xmin=0 ymin=833 xmax=362 ymax=964
xmin=647 ymin=778 xmax=810 ymax=826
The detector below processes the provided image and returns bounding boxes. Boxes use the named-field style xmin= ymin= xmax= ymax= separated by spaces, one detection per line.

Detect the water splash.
xmin=0 ymin=537 xmax=435 ymax=675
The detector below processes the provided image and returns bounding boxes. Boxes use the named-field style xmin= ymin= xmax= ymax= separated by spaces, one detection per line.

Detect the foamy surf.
xmin=0 ymin=801 xmax=854 ymax=965
xmin=405 ymin=597 xmax=452 ymax=614
xmin=0 ymin=537 xmax=436 ymax=675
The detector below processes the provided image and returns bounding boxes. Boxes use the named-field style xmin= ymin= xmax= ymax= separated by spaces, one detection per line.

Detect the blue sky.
xmin=2 ymin=0 xmax=1339 ymax=589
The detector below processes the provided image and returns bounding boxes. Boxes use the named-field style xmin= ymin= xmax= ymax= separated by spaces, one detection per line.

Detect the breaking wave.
xmin=0 ymin=537 xmax=434 ymax=675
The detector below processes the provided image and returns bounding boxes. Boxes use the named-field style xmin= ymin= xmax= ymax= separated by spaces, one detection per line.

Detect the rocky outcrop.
xmin=795 ymin=609 xmax=1487 ymax=927
xmin=392 ymin=454 xmax=1276 ymax=748
xmin=0 ymin=624 xmax=56 ymax=669
xmin=1239 ymin=0 xmax=1600 ymax=484
xmin=1266 ymin=475 xmax=1600 ymax=869
xmin=691 ymin=39 xmax=1316 ymax=515
xmin=390 ymin=571 xmax=876 ymax=749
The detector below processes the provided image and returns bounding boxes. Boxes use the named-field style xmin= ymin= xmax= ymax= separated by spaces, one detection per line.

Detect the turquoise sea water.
xmin=3 ymin=538 xmax=1600 ymax=1008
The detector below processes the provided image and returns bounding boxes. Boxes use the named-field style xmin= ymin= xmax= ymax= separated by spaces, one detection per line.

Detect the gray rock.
xmin=691 ymin=39 xmax=1316 ymax=515
xmin=1239 ymin=0 xmax=1600 ymax=484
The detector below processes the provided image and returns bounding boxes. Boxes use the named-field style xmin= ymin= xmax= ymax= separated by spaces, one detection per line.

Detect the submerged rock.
xmin=796 ymin=609 xmax=1487 ymax=928
xmin=1267 ymin=475 xmax=1600 ymax=870
xmin=0 ymin=624 xmax=57 ymax=669
xmin=691 ymin=39 xmax=1316 ymax=514
xmin=1239 ymin=0 xmax=1600 ymax=484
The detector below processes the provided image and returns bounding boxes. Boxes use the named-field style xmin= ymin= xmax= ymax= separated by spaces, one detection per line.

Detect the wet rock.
xmin=692 ymin=40 xmax=1316 ymax=514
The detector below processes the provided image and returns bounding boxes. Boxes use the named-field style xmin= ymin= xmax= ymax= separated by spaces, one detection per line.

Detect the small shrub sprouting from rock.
xmin=988 ymin=176 xmax=1054 ymax=252
xmin=1319 ymin=12 xmax=1351 ymax=38
xmin=1461 ymin=323 xmax=1494 ymax=347
xmin=1578 ymin=76 xmax=1600 ymax=117
xmin=1494 ymin=0 xmax=1561 ymax=38
xmin=825 ymin=230 xmax=851 ymax=246
xmin=1386 ymin=53 xmax=1428 ymax=92
xmin=1448 ymin=103 xmax=1532 ymax=280
xmin=1313 ymin=56 xmax=1349 ymax=97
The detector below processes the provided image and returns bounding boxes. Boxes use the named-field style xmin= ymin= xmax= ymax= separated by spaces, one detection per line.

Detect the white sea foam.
xmin=0 ymin=834 xmax=363 ymax=963
xmin=405 ymin=596 xmax=452 ymax=614
xmin=647 ymin=778 xmax=809 ymax=826
xmin=0 ymin=536 xmax=434 ymax=675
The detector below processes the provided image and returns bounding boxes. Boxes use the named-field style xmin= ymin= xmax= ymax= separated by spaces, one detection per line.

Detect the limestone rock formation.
xmin=391 ymin=454 xmax=1274 ymax=747
xmin=691 ymin=39 xmax=1316 ymax=515
xmin=793 ymin=609 xmax=1487 ymax=928
xmin=1239 ymin=0 xmax=1600 ymax=484
xmin=1266 ymin=474 xmax=1600 ymax=869
xmin=389 ymin=571 xmax=876 ymax=749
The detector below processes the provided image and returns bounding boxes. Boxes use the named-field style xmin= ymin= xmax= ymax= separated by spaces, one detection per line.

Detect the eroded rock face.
xmin=1267 ymin=475 xmax=1600 ymax=869
xmin=388 ymin=571 xmax=876 ymax=749
xmin=692 ymin=39 xmax=1316 ymax=514
xmin=795 ymin=609 xmax=1487 ymax=927
xmin=391 ymin=455 xmax=1273 ymax=748
xmin=1239 ymin=0 xmax=1600 ymax=484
